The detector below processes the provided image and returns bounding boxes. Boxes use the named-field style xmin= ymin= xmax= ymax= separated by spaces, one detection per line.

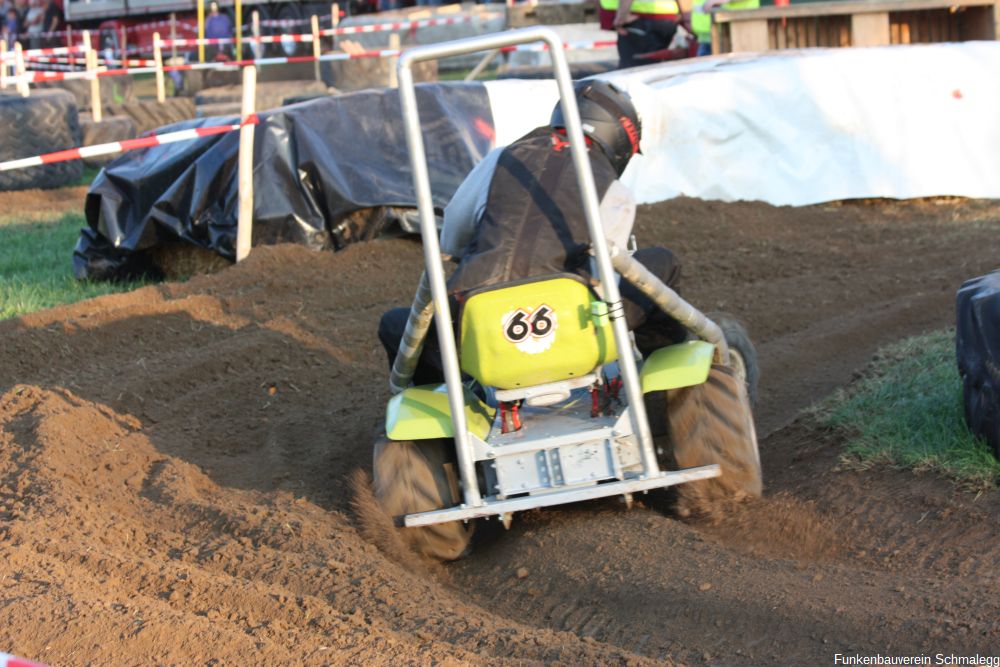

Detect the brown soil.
xmin=1 ymin=196 xmax=999 ymax=665
xmin=0 ymin=186 xmax=88 ymax=224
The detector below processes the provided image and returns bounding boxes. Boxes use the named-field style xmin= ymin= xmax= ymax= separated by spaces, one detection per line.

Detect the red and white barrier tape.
xmin=0 ymin=653 xmax=47 ymax=667
xmin=25 ymin=63 xmax=87 ymax=72
xmin=321 ymin=14 xmax=491 ymax=37
xmin=1 ymin=44 xmax=89 ymax=62
xmin=259 ymin=12 xmax=337 ymax=27
xmin=159 ymin=12 xmax=501 ymax=48
xmin=0 ymin=115 xmax=259 ymax=173
xmin=9 ymin=39 xmax=615 ymax=84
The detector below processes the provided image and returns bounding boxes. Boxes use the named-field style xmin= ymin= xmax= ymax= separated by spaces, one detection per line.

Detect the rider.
xmin=379 ymin=80 xmax=685 ymax=384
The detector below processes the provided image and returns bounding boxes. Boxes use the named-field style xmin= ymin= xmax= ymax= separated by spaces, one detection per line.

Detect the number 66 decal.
xmin=503 ymin=304 xmax=556 ymax=344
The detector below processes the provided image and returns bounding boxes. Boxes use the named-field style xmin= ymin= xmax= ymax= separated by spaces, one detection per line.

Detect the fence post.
xmin=154 ymin=32 xmax=165 ymax=102
xmin=251 ymin=10 xmax=260 ymax=60
xmin=197 ymin=0 xmax=205 ymax=63
xmin=87 ymin=48 xmax=102 ymax=121
xmin=14 ymin=42 xmax=29 ymax=97
xmin=170 ymin=13 xmax=178 ymax=60
xmin=1 ymin=41 xmax=7 ymax=90
xmin=236 ymin=65 xmax=256 ymax=262
xmin=235 ymin=0 xmax=243 ymax=62
xmin=120 ymin=26 xmax=128 ymax=69
xmin=387 ymin=33 xmax=400 ymax=88
xmin=311 ymin=14 xmax=321 ymax=81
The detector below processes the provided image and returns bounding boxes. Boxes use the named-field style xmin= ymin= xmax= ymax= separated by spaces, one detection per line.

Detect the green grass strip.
xmin=820 ymin=329 xmax=1000 ymax=490
xmin=0 ymin=213 xmax=139 ymax=320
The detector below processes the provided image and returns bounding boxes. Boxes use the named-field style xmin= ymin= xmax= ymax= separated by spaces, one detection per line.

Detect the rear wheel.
xmin=659 ymin=364 xmax=762 ymax=518
xmin=372 ymin=437 xmax=474 ymax=561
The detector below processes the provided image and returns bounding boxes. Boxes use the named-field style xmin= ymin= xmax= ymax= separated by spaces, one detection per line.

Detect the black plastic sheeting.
xmin=74 ymin=82 xmax=495 ymax=281
xmin=956 ymin=269 xmax=1000 ymax=459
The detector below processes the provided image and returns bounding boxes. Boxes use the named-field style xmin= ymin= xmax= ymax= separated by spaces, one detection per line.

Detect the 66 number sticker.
xmin=502 ymin=304 xmax=557 ymax=354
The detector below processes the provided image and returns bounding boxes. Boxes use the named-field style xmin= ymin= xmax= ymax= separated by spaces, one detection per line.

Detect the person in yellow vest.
xmin=598 ymin=0 xmax=683 ymax=68
xmin=692 ymin=0 xmax=760 ymax=56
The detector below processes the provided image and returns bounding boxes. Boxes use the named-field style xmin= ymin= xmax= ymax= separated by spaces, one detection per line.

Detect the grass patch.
xmin=819 ymin=329 xmax=1000 ymax=490
xmin=0 ymin=213 xmax=140 ymax=320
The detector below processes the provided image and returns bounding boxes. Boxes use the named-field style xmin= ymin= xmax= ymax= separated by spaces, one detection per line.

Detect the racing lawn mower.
xmin=372 ymin=28 xmax=762 ymax=561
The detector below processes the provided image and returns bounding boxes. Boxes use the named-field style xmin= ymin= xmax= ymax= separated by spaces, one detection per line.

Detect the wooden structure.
xmin=713 ymin=0 xmax=1000 ymax=53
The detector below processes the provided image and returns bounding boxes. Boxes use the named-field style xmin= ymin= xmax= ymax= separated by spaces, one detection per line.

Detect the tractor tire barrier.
xmin=0 ymin=89 xmax=81 ymax=191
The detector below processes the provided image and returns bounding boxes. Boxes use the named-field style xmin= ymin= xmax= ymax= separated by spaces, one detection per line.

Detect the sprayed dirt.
xmin=1 ymin=196 xmax=999 ymax=665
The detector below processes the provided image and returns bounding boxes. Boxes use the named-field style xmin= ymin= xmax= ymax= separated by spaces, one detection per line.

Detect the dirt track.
xmin=1 ymin=196 xmax=998 ymax=665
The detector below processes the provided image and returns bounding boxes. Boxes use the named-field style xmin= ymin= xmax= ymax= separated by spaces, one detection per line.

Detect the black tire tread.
xmin=665 ymin=364 xmax=763 ymax=518
xmin=79 ymin=114 xmax=138 ymax=167
xmin=0 ymin=89 xmax=82 ymax=191
xmin=707 ymin=311 xmax=760 ymax=407
xmin=104 ymin=98 xmax=196 ymax=135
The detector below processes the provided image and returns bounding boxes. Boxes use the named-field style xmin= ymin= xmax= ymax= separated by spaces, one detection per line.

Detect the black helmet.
xmin=550 ymin=79 xmax=642 ymax=176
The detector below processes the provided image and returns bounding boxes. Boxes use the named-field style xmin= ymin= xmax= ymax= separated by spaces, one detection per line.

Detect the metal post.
xmin=235 ymin=0 xmax=243 ymax=62
xmin=236 ymin=65 xmax=256 ymax=262
xmin=153 ymin=32 xmax=165 ymax=102
xmin=197 ymin=0 xmax=205 ymax=63
xmin=311 ymin=14 xmax=321 ymax=81
xmin=545 ymin=40 xmax=661 ymax=478
xmin=397 ymin=60 xmax=481 ymax=508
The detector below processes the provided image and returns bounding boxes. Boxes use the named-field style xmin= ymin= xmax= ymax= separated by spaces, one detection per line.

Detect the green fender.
xmin=386 ymin=384 xmax=496 ymax=441
xmin=639 ymin=340 xmax=715 ymax=393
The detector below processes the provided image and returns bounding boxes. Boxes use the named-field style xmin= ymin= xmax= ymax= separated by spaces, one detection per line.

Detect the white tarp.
xmin=484 ymin=42 xmax=1000 ymax=206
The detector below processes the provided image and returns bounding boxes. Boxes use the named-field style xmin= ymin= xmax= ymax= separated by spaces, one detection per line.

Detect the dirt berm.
xmin=0 ymin=195 xmax=998 ymax=664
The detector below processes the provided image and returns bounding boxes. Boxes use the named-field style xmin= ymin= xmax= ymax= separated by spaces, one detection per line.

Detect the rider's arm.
xmin=600 ymin=179 xmax=636 ymax=251
xmin=439 ymin=148 xmax=503 ymax=260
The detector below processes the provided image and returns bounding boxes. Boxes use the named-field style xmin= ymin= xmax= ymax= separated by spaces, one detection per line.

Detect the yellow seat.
xmin=459 ymin=276 xmax=618 ymax=390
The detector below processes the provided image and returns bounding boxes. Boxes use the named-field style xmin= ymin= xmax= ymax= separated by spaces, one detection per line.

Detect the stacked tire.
xmin=0 ymin=90 xmax=82 ymax=191
xmin=104 ymin=98 xmax=196 ymax=135
xmin=78 ymin=113 xmax=138 ymax=168
xmin=956 ymin=270 xmax=1000 ymax=459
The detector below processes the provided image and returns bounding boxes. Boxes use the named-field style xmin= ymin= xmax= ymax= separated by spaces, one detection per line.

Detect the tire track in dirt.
xmin=1 ymin=197 xmax=999 ymax=665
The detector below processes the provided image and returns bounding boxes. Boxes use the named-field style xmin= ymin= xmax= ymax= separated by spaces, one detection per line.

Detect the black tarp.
xmin=956 ymin=269 xmax=1000 ymax=459
xmin=74 ymin=82 xmax=496 ymax=280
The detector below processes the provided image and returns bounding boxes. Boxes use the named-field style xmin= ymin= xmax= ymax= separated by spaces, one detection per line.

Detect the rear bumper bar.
xmin=403 ymin=464 xmax=720 ymax=527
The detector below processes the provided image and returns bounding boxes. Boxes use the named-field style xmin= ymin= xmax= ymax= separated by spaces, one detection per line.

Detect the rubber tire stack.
xmin=956 ymin=270 xmax=1000 ymax=459
xmin=78 ymin=113 xmax=139 ymax=167
xmin=38 ymin=76 xmax=136 ymax=109
xmin=104 ymin=98 xmax=196 ymax=135
xmin=194 ymin=80 xmax=331 ymax=116
xmin=0 ymin=89 xmax=82 ymax=191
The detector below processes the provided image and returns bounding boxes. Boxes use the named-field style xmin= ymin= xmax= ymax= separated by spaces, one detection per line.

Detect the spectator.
xmin=204 ymin=1 xmax=232 ymax=60
xmin=42 ymin=0 xmax=60 ymax=46
xmin=24 ymin=0 xmax=44 ymax=49
xmin=598 ymin=0 xmax=682 ymax=69
xmin=2 ymin=6 xmax=18 ymax=49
